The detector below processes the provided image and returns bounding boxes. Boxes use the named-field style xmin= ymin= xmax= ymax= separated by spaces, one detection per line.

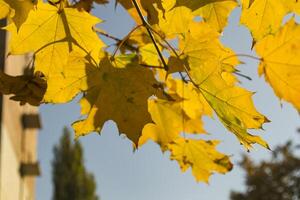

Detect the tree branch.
xmin=131 ymin=0 xmax=169 ymax=71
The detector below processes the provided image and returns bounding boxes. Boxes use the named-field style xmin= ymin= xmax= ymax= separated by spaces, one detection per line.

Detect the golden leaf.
xmin=71 ymin=56 xmax=159 ymax=145
xmin=255 ymin=18 xmax=300 ymax=111
xmin=168 ymin=138 xmax=233 ymax=182
xmin=240 ymin=0 xmax=300 ymax=41
xmin=180 ymin=22 xmax=269 ymax=149
xmin=7 ymin=1 xmax=104 ymax=79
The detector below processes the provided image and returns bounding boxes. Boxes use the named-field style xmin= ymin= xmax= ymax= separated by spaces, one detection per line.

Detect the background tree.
xmin=52 ymin=127 xmax=99 ymax=200
xmin=230 ymin=139 xmax=300 ymax=200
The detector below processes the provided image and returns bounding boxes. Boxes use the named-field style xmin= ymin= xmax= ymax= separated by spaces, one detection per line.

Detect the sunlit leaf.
xmin=7 ymin=1 xmax=104 ymax=79
xmin=179 ymin=22 xmax=269 ymax=149
xmin=256 ymin=18 xmax=300 ymax=111
xmin=168 ymin=138 xmax=233 ymax=182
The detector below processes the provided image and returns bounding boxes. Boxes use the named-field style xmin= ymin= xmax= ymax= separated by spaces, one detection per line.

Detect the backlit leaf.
xmin=72 ymin=56 xmax=159 ymax=145
xmin=179 ymin=22 xmax=269 ymax=149
xmin=255 ymin=18 xmax=300 ymax=111
xmin=240 ymin=0 xmax=300 ymax=41
xmin=168 ymin=138 xmax=233 ymax=182
xmin=7 ymin=1 xmax=104 ymax=79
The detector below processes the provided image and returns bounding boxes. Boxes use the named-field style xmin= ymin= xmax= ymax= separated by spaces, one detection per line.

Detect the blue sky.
xmin=36 ymin=2 xmax=300 ymax=200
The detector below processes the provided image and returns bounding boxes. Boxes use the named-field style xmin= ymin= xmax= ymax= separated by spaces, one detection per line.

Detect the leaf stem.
xmin=234 ymin=72 xmax=252 ymax=81
xmin=131 ymin=0 xmax=169 ymax=71
xmin=112 ymin=25 xmax=142 ymax=58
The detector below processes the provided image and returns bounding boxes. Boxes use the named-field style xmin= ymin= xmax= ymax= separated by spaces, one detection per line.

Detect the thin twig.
xmin=131 ymin=0 xmax=169 ymax=71
xmin=140 ymin=64 xmax=164 ymax=69
xmin=94 ymin=27 xmax=139 ymax=53
xmin=94 ymin=27 xmax=122 ymax=42
xmin=112 ymin=25 xmax=142 ymax=58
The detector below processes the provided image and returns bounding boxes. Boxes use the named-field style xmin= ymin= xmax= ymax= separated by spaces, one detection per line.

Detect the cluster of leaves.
xmin=1 ymin=0 xmax=300 ymax=182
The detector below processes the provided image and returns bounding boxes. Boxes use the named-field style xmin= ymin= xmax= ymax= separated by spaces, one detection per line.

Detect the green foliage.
xmin=52 ymin=127 xmax=99 ymax=200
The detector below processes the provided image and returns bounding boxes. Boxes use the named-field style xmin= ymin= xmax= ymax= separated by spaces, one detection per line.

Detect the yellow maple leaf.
xmin=71 ymin=56 xmax=159 ymax=145
xmin=172 ymin=0 xmax=237 ymax=32
xmin=43 ymin=52 xmax=93 ymax=103
xmin=168 ymin=138 xmax=233 ymax=183
xmin=140 ymin=77 xmax=211 ymax=149
xmin=166 ymin=78 xmax=213 ymax=119
xmin=140 ymin=99 xmax=189 ymax=149
xmin=157 ymin=5 xmax=193 ymax=38
xmin=6 ymin=1 xmax=104 ymax=79
xmin=139 ymin=98 xmax=206 ymax=149
xmin=195 ymin=0 xmax=237 ymax=32
xmin=255 ymin=18 xmax=300 ymax=111
xmin=240 ymin=0 xmax=300 ymax=41
xmin=179 ymin=21 xmax=269 ymax=150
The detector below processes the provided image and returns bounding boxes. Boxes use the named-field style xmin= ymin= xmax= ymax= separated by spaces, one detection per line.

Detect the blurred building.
xmin=0 ymin=20 xmax=41 ymax=200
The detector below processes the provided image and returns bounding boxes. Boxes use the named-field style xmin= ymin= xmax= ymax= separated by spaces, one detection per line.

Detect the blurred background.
xmin=0 ymin=1 xmax=299 ymax=200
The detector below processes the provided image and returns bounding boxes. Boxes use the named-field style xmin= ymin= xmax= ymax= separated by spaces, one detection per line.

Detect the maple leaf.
xmin=0 ymin=71 xmax=46 ymax=106
xmin=140 ymin=77 xmax=211 ymax=149
xmin=43 ymin=52 xmax=92 ymax=103
xmin=166 ymin=78 xmax=213 ymax=119
xmin=240 ymin=0 xmax=300 ymax=41
xmin=174 ymin=0 xmax=237 ymax=32
xmin=139 ymin=99 xmax=206 ymax=149
xmin=71 ymin=56 xmax=159 ymax=145
xmin=255 ymin=18 xmax=300 ymax=111
xmin=195 ymin=0 xmax=237 ymax=32
xmin=168 ymin=138 xmax=233 ymax=183
xmin=179 ymin=22 xmax=269 ymax=149
xmin=6 ymin=1 xmax=104 ymax=79
xmin=140 ymin=99 xmax=189 ymax=149
xmin=157 ymin=5 xmax=194 ymax=38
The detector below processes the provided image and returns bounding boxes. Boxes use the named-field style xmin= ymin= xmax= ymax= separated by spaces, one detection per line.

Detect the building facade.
xmin=0 ymin=20 xmax=41 ymax=200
